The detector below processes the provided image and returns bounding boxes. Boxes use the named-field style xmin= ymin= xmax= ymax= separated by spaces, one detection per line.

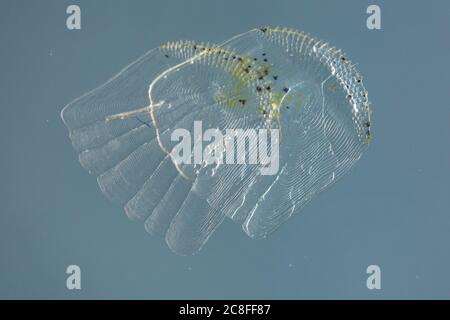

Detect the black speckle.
xmin=238 ymin=99 xmax=246 ymax=105
xmin=262 ymin=53 xmax=266 ymax=56
xmin=341 ymin=56 xmax=346 ymax=61
xmin=286 ymin=106 xmax=290 ymax=109
xmin=256 ymin=86 xmax=262 ymax=92
xmin=260 ymin=27 xmax=268 ymax=33
xmin=264 ymin=69 xmax=269 ymax=75
xmin=258 ymin=76 xmax=264 ymax=80
xmin=265 ymin=86 xmax=271 ymax=91
xmin=283 ymin=87 xmax=289 ymax=93
xmin=253 ymin=57 xmax=257 ymax=61
xmin=357 ymin=79 xmax=361 ymax=83
xmin=164 ymin=54 xmax=170 ymax=58
xmin=232 ymin=56 xmax=236 ymax=59
xmin=193 ymin=45 xmax=197 ymax=50
xmin=348 ymin=94 xmax=352 ymax=99
xmin=263 ymin=58 xmax=268 ymax=62
xmin=273 ymin=75 xmax=278 ymax=80
xmin=365 ymin=121 xmax=371 ymax=128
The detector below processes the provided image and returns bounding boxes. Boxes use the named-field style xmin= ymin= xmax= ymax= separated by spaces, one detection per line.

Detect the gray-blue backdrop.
xmin=1 ymin=0 xmax=449 ymax=299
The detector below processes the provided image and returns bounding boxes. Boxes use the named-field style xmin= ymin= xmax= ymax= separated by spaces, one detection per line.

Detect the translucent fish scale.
xmin=61 ymin=27 xmax=372 ymax=255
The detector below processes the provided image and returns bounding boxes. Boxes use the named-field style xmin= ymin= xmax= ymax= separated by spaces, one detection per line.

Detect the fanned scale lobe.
xmin=61 ymin=27 xmax=372 ymax=255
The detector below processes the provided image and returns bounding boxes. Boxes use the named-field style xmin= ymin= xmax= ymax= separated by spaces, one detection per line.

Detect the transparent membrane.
xmin=61 ymin=28 xmax=372 ymax=255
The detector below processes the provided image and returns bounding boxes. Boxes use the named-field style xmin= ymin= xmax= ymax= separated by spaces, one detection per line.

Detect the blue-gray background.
xmin=1 ymin=0 xmax=449 ymax=299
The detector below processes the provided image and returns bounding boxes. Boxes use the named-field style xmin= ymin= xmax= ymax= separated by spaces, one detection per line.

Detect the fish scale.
xmin=61 ymin=27 xmax=372 ymax=255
